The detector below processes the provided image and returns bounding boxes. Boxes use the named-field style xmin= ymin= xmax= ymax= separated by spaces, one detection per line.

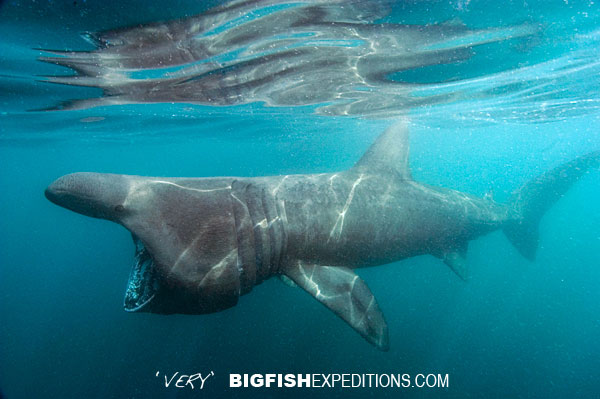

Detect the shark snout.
xmin=44 ymin=175 xmax=78 ymax=206
xmin=44 ymin=178 xmax=63 ymax=204
xmin=45 ymin=172 xmax=130 ymax=220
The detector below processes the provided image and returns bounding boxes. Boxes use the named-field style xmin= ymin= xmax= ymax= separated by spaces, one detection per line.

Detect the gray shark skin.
xmin=45 ymin=123 xmax=599 ymax=350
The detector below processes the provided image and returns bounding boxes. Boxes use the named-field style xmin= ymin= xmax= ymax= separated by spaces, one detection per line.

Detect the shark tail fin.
xmin=503 ymin=151 xmax=600 ymax=260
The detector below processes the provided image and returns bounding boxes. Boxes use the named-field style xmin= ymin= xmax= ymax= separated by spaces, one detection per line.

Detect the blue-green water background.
xmin=1 ymin=1 xmax=600 ymax=398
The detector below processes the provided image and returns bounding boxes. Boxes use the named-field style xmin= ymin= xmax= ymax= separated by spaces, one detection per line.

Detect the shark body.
xmin=45 ymin=123 xmax=599 ymax=350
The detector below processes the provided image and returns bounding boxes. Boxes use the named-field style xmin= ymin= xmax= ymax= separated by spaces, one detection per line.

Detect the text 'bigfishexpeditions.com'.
xmin=230 ymin=373 xmax=449 ymax=389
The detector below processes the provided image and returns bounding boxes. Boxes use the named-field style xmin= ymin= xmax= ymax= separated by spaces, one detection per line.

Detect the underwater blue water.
xmin=1 ymin=1 xmax=600 ymax=398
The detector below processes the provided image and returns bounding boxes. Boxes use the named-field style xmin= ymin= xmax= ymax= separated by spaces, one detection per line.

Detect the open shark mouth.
xmin=123 ymin=236 xmax=160 ymax=312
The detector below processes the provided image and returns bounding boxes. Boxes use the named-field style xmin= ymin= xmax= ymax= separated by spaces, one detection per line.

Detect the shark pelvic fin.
xmin=282 ymin=261 xmax=389 ymax=351
xmin=436 ymin=241 xmax=469 ymax=281
xmin=443 ymin=248 xmax=469 ymax=281
xmin=353 ymin=120 xmax=411 ymax=180
xmin=279 ymin=274 xmax=298 ymax=288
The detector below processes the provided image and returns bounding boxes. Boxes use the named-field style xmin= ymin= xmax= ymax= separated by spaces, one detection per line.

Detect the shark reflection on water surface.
xmin=39 ymin=0 xmax=538 ymax=116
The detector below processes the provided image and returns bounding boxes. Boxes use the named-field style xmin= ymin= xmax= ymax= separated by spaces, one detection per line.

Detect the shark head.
xmin=45 ymin=172 xmax=131 ymax=221
xmin=46 ymin=172 xmax=244 ymax=315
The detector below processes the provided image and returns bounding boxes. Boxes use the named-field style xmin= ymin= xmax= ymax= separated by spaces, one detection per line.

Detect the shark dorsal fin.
xmin=353 ymin=120 xmax=412 ymax=180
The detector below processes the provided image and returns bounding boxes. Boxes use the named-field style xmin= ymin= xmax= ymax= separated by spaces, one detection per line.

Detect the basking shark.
xmin=45 ymin=123 xmax=599 ymax=350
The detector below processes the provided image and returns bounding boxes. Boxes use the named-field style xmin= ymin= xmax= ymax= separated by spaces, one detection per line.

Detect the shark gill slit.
xmin=230 ymin=181 xmax=257 ymax=294
xmin=245 ymin=184 xmax=266 ymax=281
xmin=240 ymin=183 xmax=285 ymax=285
xmin=275 ymin=199 xmax=289 ymax=274
xmin=261 ymin=185 xmax=284 ymax=275
xmin=257 ymin=187 xmax=272 ymax=281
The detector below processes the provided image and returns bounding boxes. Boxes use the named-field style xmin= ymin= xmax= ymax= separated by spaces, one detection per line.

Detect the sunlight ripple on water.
xmin=0 ymin=0 xmax=599 ymax=141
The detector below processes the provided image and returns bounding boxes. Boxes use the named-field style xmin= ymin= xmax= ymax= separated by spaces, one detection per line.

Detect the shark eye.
xmin=114 ymin=205 xmax=125 ymax=213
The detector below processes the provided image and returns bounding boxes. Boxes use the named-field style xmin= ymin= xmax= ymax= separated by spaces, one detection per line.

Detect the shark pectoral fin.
xmin=443 ymin=248 xmax=469 ymax=281
xmin=283 ymin=262 xmax=389 ymax=351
